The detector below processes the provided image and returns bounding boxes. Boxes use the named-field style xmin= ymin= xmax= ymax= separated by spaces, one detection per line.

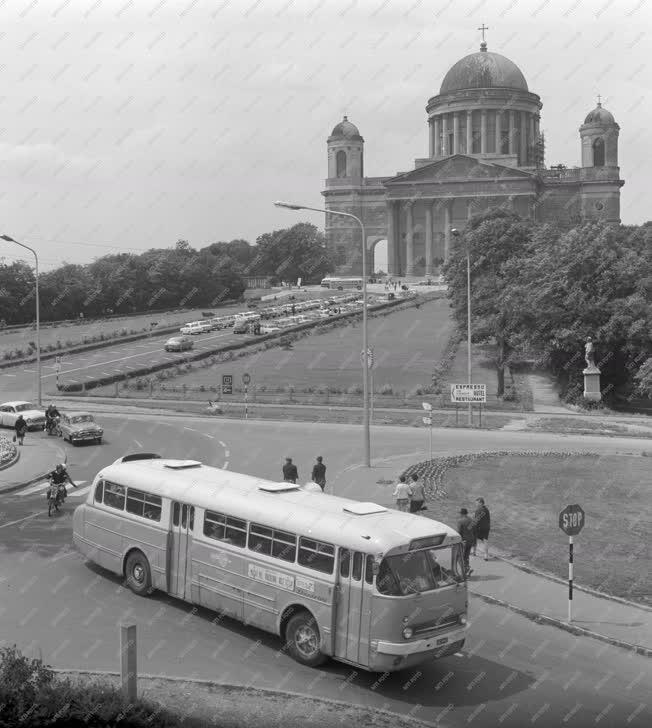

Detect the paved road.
xmin=0 ymin=417 xmax=650 ymax=727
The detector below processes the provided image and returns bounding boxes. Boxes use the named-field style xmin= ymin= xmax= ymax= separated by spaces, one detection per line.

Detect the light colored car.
xmin=60 ymin=411 xmax=104 ymax=445
xmin=0 ymin=401 xmax=46 ymax=431
xmin=164 ymin=336 xmax=194 ymax=352
xmin=180 ymin=321 xmax=212 ymax=335
xmin=260 ymin=324 xmax=281 ymax=334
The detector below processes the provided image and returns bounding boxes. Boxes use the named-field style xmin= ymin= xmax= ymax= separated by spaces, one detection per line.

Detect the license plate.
xmin=437 ymin=637 xmax=448 ymax=645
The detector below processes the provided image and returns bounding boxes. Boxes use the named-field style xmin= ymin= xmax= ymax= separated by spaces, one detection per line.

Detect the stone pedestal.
xmin=583 ymin=366 xmax=602 ymax=401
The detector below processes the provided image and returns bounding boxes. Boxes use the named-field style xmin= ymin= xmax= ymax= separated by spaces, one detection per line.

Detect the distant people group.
xmin=282 ymin=456 xmax=327 ymax=491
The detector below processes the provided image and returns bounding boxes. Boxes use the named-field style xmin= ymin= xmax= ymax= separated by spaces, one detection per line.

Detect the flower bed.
xmin=0 ymin=435 xmax=17 ymax=466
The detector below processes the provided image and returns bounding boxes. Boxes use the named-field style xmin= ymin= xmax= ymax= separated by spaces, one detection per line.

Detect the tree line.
xmin=0 ymin=223 xmax=333 ymax=325
xmin=444 ymin=209 xmax=652 ymax=407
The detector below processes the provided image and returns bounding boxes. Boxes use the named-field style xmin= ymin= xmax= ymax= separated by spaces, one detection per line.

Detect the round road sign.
xmin=242 ymin=373 xmax=251 ymax=385
xmin=360 ymin=348 xmax=374 ymax=369
xmin=559 ymin=504 xmax=585 ymax=536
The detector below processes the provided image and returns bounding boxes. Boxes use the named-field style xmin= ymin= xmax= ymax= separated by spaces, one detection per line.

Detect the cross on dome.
xmin=597 ymin=93 xmax=602 ymax=106
xmin=478 ymin=23 xmax=489 ymax=50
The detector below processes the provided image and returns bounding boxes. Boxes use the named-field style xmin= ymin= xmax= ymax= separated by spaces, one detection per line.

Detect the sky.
xmin=0 ymin=0 xmax=650 ymax=271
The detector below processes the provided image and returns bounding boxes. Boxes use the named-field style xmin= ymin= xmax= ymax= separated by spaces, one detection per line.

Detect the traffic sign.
xmin=360 ymin=348 xmax=374 ymax=369
xmin=422 ymin=402 xmax=432 ymax=411
xmin=451 ymin=383 xmax=487 ymax=403
xmin=559 ymin=504 xmax=585 ymax=536
xmin=242 ymin=373 xmax=251 ymax=385
xmin=422 ymin=417 xmax=432 ymax=425
xmin=222 ymin=374 xmax=233 ymax=395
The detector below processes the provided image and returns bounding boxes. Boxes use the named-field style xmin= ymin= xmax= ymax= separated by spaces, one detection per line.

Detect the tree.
xmin=255 ymin=223 xmax=333 ymax=283
xmin=0 ymin=261 xmax=36 ymax=324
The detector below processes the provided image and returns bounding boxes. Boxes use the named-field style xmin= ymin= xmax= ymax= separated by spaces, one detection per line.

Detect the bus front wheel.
xmin=285 ymin=611 xmax=327 ymax=667
xmin=125 ymin=551 xmax=153 ymax=596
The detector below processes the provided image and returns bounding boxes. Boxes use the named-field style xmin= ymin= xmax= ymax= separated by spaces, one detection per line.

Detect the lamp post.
xmin=1 ymin=234 xmax=41 ymax=406
xmin=274 ymin=201 xmax=371 ymax=467
xmin=451 ymin=228 xmax=472 ymax=426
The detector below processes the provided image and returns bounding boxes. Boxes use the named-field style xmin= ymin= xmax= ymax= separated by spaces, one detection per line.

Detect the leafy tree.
xmin=0 ymin=261 xmax=36 ymax=324
xmin=255 ymin=222 xmax=333 ymax=283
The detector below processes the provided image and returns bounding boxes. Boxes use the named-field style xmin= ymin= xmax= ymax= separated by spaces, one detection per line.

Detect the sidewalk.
xmin=0 ymin=437 xmax=65 ymax=493
xmin=331 ymin=454 xmax=652 ymax=657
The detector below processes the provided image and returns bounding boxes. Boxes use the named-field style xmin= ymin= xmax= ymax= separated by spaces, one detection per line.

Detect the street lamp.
xmin=274 ymin=201 xmax=371 ymax=467
xmin=451 ymin=228 xmax=472 ymax=426
xmin=0 ymin=234 xmax=42 ymax=407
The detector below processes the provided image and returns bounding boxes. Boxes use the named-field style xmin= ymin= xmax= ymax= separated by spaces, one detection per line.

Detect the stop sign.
xmin=559 ymin=504 xmax=585 ymax=536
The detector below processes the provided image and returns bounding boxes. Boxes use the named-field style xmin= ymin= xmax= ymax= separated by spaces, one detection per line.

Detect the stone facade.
xmin=322 ymin=43 xmax=624 ymax=276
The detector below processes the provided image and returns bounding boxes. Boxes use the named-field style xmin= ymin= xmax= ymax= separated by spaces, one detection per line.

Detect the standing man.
xmin=392 ymin=475 xmax=412 ymax=512
xmin=311 ymin=456 xmax=327 ymax=492
xmin=282 ymin=457 xmax=298 ymax=484
xmin=408 ymin=473 xmax=426 ymax=513
xmin=457 ymin=508 xmax=475 ymax=576
xmin=14 ymin=414 xmax=28 ymax=446
xmin=473 ymin=497 xmax=491 ymax=561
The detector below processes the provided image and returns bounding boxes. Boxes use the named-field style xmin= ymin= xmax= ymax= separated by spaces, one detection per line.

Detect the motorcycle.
xmin=46 ymin=480 xmax=66 ymax=517
xmin=45 ymin=416 xmax=61 ymax=437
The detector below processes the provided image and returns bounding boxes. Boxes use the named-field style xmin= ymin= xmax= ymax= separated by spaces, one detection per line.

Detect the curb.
xmin=0 ymin=469 xmax=54 ymax=494
xmin=469 ymin=589 xmax=652 ymax=657
xmin=51 ymin=670 xmax=442 ymax=728
xmin=0 ymin=447 xmax=19 ymax=472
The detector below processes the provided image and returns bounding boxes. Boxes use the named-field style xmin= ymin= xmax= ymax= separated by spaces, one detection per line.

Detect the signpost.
xmin=558 ymin=504 xmax=585 ymax=623
xmin=451 ymin=383 xmax=486 ymax=427
xmin=422 ymin=402 xmax=433 ymax=460
xmin=242 ymin=373 xmax=251 ymax=419
xmin=55 ymin=356 xmax=62 ymax=388
xmin=360 ymin=348 xmax=375 ymax=422
xmin=221 ymin=374 xmax=233 ymax=396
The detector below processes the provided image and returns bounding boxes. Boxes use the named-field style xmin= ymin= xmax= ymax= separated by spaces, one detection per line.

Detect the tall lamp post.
xmin=274 ymin=201 xmax=371 ymax=467
xmin=451 ymin=228 xmax=472 ymax=426
xmin=1 ymin=234 xmax=41 ymax=407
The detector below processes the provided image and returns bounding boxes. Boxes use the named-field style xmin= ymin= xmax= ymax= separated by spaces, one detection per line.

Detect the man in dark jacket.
xmin=311 ymin=456 xmax=326 ymax=491
xmin=457 ymin=508 xmax=475 ymax=576
xmin=14 ymin=415 xmax=27 ymax=446
xmin=473 ymin=497 xmax=491 ymax=561
xmin=282 ymin=457 xmax=298 ymax=484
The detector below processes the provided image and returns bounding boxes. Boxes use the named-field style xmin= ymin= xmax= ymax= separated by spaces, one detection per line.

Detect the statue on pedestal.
xmin=584 ymin=337 xmax=596 ymax=369
xmin=582 ymin=336 xmax=601 ymax=401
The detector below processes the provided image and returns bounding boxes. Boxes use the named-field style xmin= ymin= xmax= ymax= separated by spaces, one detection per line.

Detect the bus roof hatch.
xmin=163 ymin=460 xmax=202 ymax=469
xmin=343 ymin=502 xmax=387 ymax=515
xmin=259 ymin=482 xmax=301 ymax=492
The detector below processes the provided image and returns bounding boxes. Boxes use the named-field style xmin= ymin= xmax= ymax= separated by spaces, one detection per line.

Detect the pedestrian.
xmin=408 ymin=473 xmax=426 ymax=513
xmin=311 ymin=456 xmax=326 ymax=491
xmin=392 ymin=475 xmax=412 ymax=512
xmin=457 ymin=508 xmax=475 ymax=576
xmin=282 ymin=457 xmax=298 ymax=484
xmin=14 ymin=414 xmax=27 ymax=446
xmin=473 ymin=497 xmax=491 ymax=561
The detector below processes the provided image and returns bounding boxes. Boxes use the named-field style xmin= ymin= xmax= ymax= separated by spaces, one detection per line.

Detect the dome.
xmin=329 ymin=116 xmax=363 ymax=141
xmin=584 ymin=102 xmax=616 ymax=125
xmin=440 ymin=43 xmax=528 ymax=94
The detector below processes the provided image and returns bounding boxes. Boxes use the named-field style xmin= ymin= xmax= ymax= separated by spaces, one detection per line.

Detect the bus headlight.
xmin=402 ymin=627 xmax=413 ymax=639
xmin=459 ymin=615 xmax=467 ymax=625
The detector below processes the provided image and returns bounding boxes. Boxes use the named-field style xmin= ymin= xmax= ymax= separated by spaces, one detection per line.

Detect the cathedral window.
xmin=592 ymin=137 xmax=605 ymax=167
xmin=336 ymin=150 xmax=347 ymax=177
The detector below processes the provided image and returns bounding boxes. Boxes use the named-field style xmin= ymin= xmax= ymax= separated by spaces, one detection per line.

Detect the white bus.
xmin=73 ymin=455 xmax=468 ymax=672
xmin=320 ymin=277 xmax=363 ymax=290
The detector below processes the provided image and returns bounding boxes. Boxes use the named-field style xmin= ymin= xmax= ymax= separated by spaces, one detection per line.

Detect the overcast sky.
xmin=0 ymin=0 xmax=649 ymax=270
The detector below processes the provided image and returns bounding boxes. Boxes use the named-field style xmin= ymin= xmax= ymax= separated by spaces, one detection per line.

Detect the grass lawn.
xmin=126 ymin=297 xmax=457 ymax=396
xmin=436 ymin=454 xmax=651 ymax=604
xmin=529 ymin=417 xmax=652 ymax=439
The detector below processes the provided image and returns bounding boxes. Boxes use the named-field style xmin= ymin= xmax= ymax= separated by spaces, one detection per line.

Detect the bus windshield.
xmin=377 ymin=545 xmax=465 ymax=596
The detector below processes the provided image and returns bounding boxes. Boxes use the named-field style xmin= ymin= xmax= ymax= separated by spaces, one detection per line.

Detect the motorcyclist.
xmin=47 ymin=463 xmax=77 ymax=501
xmin=44 ymin=404 xmax=60 ymax=433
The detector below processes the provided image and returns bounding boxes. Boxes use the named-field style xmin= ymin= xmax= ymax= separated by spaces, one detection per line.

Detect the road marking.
xmin=134 ymin=439 xmax=142 ymax=448
xmin=16 ymin=481 xmax=50 ymax=496
xmin=203 ymin=433 xmax=214 ymax=439
xmin=0 ymin=512 xmax=41 ymax=529
xmin=218 ymin=441 xmax=226 ymax=447
xmin=68 ymin=485 xmax=91 ymax=498
xmin=184 ymin=427 xmax=200 ymax=433
xmin=2 ymin=373 xmax=16 ymax=377
xmin=223 ymin=461 xmax=229 ymax=469
xmin=24 ymin=369 xmax=35 ymax=373
xmin=224 ymin=450 xmax=230 ymax=457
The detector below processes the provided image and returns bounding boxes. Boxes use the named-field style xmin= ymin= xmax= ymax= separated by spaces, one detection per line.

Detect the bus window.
xmin=248 ymin=524 xmax=273 ymax=556
xmin=364 ymin=555 xmax=374 ymax=585
xmin=204 ymin=511 xmax=248 ymax=548
xmin=298 ymin=538 xmax=334 ymax=574
xmin=352 ymin=552 xmax=362 ymax=581
xmin=271 ymin=530 xmax=297 ymax=563
xmin=189 ymin=506 xmax=195 ymax=531
xmin=181 ymin=504 xmax=188 ymax=528
xmin=126 ymin=488 xmax=162 ymax=522
xmin=173 ymin=502 xmax=180 ymax=527
xmin=94 ymin=480 xmax=104 ymax=503
xmin=377 ymin=547 xmax=461 ymax=596
xmin=340 ymin=548 xmax=350 ymax=578
xmin=103 ymin=481 xmax=126 ymax=511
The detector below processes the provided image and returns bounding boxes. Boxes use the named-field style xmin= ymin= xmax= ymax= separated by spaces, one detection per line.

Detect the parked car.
xmin=180 ymin=321 xmax=212 ymax=335
xmin=233 ymin=321 xmax=250 ymax=334
xmin=260 ymin=325 xmax=281 ymax=334
xmin=0 ymin=401 xmax=46 ymax=431
xmin=60 ymin=411 xmax=104 ymax=445
xmin=164 ymin=336 xmax=194 ymax=352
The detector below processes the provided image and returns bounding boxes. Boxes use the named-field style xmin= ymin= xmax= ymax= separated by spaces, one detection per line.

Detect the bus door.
xmin=334 ymin=549 xmax=373 ymax=665
xmin=168 ymin=502 xmax=194 ymax=601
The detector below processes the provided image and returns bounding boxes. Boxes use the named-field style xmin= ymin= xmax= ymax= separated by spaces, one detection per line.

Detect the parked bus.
xmin=320 ymin=277 xmax=363 ymax=290
xmin=72 ymin=455 xmax=468 ymax=672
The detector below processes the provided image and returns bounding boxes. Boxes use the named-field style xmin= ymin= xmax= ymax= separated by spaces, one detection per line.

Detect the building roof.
xmin=440 ymin=43 xmax=528 ymax=94
xmin=583 ymin=101 xmax=616 ymax=125
xmin=98 ymin=458 xmax=460 ymax=554
xmin=328 ymin=115 xmax=363 ymax=142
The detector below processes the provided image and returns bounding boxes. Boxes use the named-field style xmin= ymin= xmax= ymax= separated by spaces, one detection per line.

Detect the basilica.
xmin=322 ymin=37 xmax=624 ymax=276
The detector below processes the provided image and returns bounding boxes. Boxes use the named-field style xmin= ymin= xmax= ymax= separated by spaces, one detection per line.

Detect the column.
xmin=520 ymin=112 xmax=527 ymax=165
xmin=508 ymin=110 xmax=515 ymax=155
xmin=480 ymin=109 xmax=487 ymax=154
xmin=443 ymin=201 xmax=452 ymax=262
xmin=466 ymin=111 xmax=472 ymax=155
xmin=386 ymin=201 xmax=397 ymax=274
xmin=495 ymin=110 xmax=502 ymax=155
xmin=441 ymin=114 xmax=448 ymax=156
xmin=405 ymin=201 xmax=414 ymax=275
xmin=425 ymin=202 xmax=433 ymax=275
xmin=529 ymin=113 xmax=535 ymax=165
xmin=429 ymin=121 xmax=434 ymax=157
xmin=453 ymin=112 xmax=459 ymax=154
xmin=433 ymin=116 xmax=440 ymax=157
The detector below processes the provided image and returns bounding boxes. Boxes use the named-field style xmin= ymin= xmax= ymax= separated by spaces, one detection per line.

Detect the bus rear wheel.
xmin=285 ymin=611 xmax=327 ymax=667
xmin=125 ymin=551 xmax=153 ymax=596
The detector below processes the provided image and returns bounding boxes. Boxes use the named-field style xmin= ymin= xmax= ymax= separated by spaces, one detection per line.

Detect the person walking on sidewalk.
xmin=457 ymin=508 xmax=475 ymax=576
xmin=392 ymin=475 xmax=412 ymax=512
xmin=473 ymin=497 xmax=491 ymax=561
xmin=282 ymin=457 xmax=298 ymax=484
xmin=311 ymin=456 xmax=326 ymax=491
xmin=14 ymin=415 xmax=27 ymax=446
xmin=409 ymin=473 xmax=426 ymax=513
